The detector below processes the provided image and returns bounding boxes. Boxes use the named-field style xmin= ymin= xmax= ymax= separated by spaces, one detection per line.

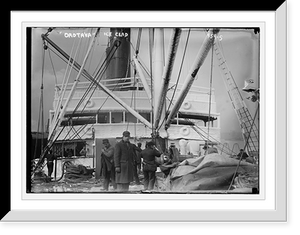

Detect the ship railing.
xmin=100 ymin=76 xmax=143 ymax=89
xmin=55 ymin=76 xmax=216 ymax=94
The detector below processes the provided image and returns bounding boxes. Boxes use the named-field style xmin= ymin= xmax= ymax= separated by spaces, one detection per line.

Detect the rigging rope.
xmin=47 ymin=47 xmax=58 ymax=87
xmin=34 ymin=29 xmax=100 ymax=173
xmin=92 ymin=40 xmax=116 ymax=79
xmin=53 ymin=39 xmax=125 ymax=144
xmin=207 ymin=40 xmax=214 ymax=142
xmin=47 ymin=33 xmax=116 ymax=136
xmin=61 ymin=67 xmax=130 ymax=143
xmin=52 ymin=37 xmax=78 ymax=118
xmin=50 ymin=37 xmax=82 ymax=137
xmin=226 ymin=105 xmax=259 ymax=192
xmin=135 ymin=28 xmax=142 ymax=55
xmin=69 ymin=40 xmax=120 ymax=123
xmin=40 ymin=43 xmax=46 ymax=151
xmin=32 ymin=125 xmax=66 ymax=176
xmin=129 ymin=35 xmax=152 ymax=81
xmin=149 ymin=28 xmax=154 ymax=136
xmin=32 ymin=29 xmax=99 ymax=176
xmin=126 ymin=60 xmax=137 ymax=131
xmin=190 ymin=124 xmax=235 ymax=155
xmin=164 ymin=95 xmax=236 ymax=156
xmin=34 ymin=41 xmax=47 ymax=159
xmin=47 ymin=46 xmax=91 ymax=82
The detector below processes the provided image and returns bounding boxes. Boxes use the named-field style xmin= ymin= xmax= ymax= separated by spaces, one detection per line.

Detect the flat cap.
xmin=122 ymin=131 xmax=130 ymax=137
xmin=147 ymin=141 xmax=155 ymax=147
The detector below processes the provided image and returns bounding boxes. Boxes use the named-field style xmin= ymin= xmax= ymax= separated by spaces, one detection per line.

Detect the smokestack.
xmin=105 ymin=28 xmax=131 ymax=89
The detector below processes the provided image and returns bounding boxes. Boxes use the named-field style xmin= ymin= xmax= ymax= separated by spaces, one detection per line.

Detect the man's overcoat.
xmin=114 ymin=140 xmax=135 ymax=184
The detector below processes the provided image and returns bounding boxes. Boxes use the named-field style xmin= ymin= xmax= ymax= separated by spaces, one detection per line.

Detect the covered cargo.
xmin=157 ymin=153 xmax=258 ymax=192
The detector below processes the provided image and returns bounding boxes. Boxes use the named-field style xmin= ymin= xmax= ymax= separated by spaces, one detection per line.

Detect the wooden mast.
xmin=153 ymin=28 xmax=181 ymax=131
xmin=151 ymin=28 xmax=182 ymax=152
xmin=151 ymin=28 xmax=166 ymax=150
xmin=165 ymin=28 xmax=220 ymax=129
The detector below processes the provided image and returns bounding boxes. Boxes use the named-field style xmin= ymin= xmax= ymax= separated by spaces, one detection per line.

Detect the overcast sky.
xmin=30 ymin=27 xmax=260 ymax=146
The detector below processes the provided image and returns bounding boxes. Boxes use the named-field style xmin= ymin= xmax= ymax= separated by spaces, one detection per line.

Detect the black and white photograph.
xmin=4 ymin=2 xmax=291 ymax=225
xmin=28 ymin=26 xmax=260 ymax=194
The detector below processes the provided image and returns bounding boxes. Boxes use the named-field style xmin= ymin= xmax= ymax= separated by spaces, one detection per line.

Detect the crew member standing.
xmin=45 ymin=149 xmax=56 ymax=178
xmin=114 ymin=131 xmax=136 ymax=192
xmin=141 ymin=141 xmax=161 ymax=191
xmin=133 ymin=142 xmax=142 ymax=185
xmin=101 ymin=139 xmax=116 ymax=191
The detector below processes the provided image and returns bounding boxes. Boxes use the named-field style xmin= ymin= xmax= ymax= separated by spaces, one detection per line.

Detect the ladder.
xmin=213 ymin=39 xmax=259 ymax=156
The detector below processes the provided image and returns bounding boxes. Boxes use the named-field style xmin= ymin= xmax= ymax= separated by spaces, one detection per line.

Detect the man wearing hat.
xmin=45 ymin=149 xmax=56 ymax=178
xmin=101 ymin=139 xmax=116 ymax=191
xmin=114 ymin=131 xmax=136 ymax=191
xmin=141 ymin=141 xmax=161 ymax=191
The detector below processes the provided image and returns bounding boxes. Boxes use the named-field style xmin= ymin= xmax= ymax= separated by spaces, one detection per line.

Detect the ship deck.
xmin=31 ymin=177 xmax=255 ymax=194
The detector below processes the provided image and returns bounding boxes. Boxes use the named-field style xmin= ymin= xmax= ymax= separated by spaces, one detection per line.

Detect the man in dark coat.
xmin=133 ymin=142 xmax=142 ymax=185
xmin=114 ymin=131 xmax=136 ymax=191
xmin=45 ymin=149 xmax=56 ymax=178
xmin=141 ymin=141 xmax=161 ymax=191
xmin=101 ymin=139 xmax=116 ymax=191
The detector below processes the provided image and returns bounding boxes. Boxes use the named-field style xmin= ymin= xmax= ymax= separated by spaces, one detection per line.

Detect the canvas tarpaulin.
xmin=158 ymin=154 xmax=258 ymax=192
